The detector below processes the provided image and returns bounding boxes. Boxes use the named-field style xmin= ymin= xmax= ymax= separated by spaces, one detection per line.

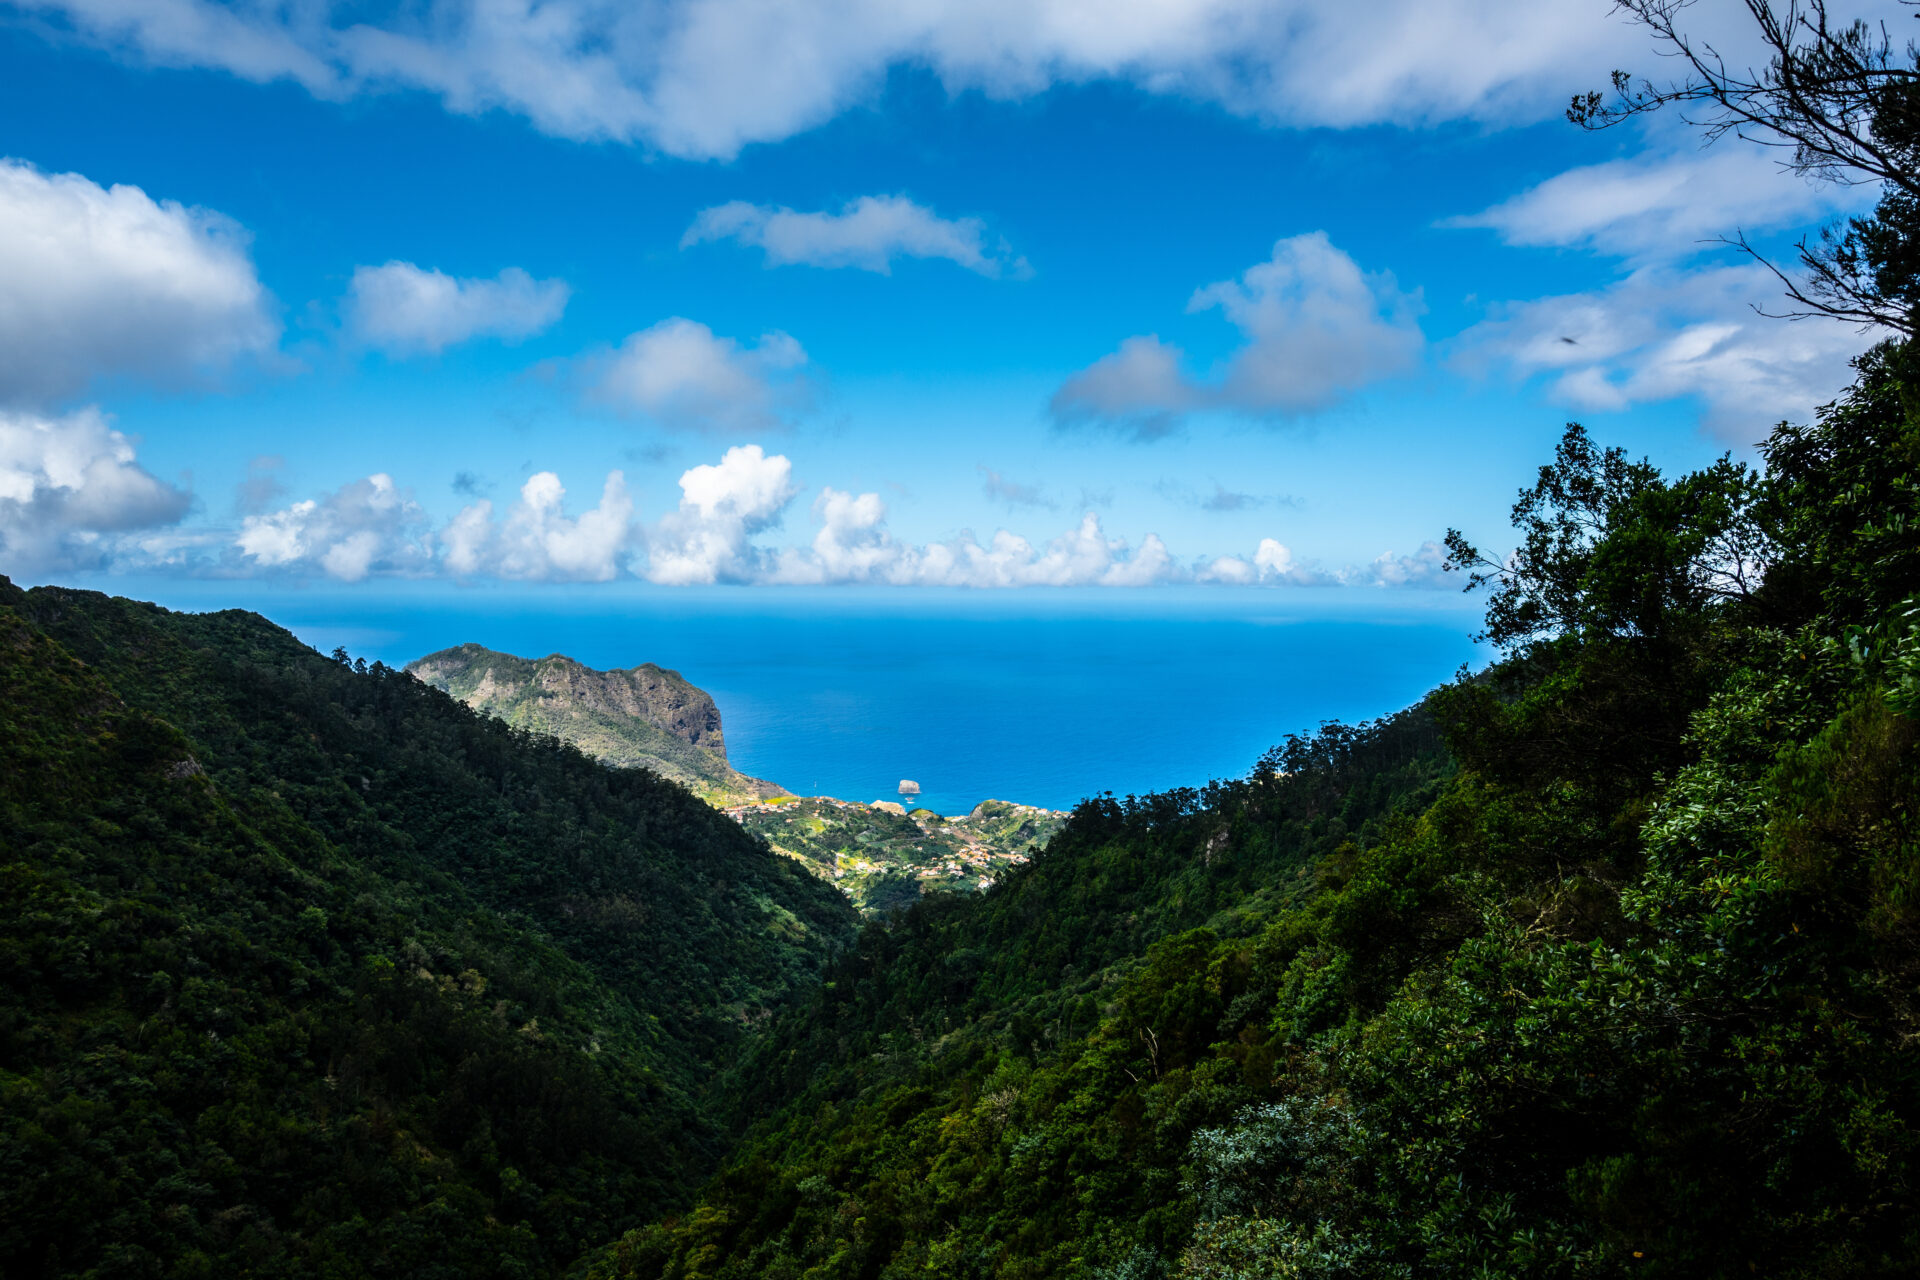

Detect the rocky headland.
xmin=406 ymin=643 xmax=1066 ymax=912
xmin=406 ymin=643 xmax=787 ymax=806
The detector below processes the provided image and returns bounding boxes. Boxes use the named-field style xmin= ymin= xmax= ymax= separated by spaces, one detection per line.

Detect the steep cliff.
xmin=407 ymin=643 xmax=787 ymax=805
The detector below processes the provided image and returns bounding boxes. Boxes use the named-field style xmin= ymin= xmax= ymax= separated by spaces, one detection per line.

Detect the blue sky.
xmin=0 ymin=0 xmax=1892 ymax=596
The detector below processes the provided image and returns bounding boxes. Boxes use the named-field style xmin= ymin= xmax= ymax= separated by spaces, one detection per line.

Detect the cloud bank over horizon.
xmin=2 ymin=431 xmax=1454 ymax=590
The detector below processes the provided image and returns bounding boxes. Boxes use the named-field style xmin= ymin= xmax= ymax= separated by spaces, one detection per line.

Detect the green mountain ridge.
xmin=0 ymin=580 xmax=856 ymax=1276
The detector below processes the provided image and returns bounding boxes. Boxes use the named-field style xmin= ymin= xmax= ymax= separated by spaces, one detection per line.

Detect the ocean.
xmin=246 ymin=586 xmax=1488 ymax=814
xmin=62 ymin=580 xmax=1488 ymax=814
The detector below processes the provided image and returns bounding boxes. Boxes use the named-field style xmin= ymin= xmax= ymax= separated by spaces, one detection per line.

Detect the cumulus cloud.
xmin=1052 ymin=336 xmax=1196 ymax=440
xmin=630 ymin=446 xmax=1452 ymax=589
xmin=0 ymin=157 xmax=276 ymax=405
xmin=0 ymin=406 xmax=191 ymax=571
xmin=643 ymin=444 xmax=798 ymax=583
xmin=1361 ymin=539 xmax=1451 ymax=588
xmin=1054 ymin=233 xmax=1424 ymax=433
xmin=16 ymin=0 xmax=1654 ymax=159
xmin=346 ymin=261 xmax=569 ymax=354
xmin=1444 ymin=139 xmax=1864 ymax=263
xmin=235 ymin=473 xmax=430 ymax=580
xmin=766 ymin=501 xmax=1184 ymax=588
xmin=683 ymin=195 xmax=1026 ymax=277
xmin=1194 ymin=233 xmax=1426 ymax=408
xmin=1452 ymin=262 xmax=1879 ymax=441
xmin=588 ymin=318 xmax=811 ymax=432
xmin=1198 ymin=538 xmax=1337 ymax=586
xmin=443 ymin=470 xmax=636 ymax=581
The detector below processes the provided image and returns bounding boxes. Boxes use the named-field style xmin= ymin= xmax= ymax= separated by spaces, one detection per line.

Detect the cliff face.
xmin=407 ymin=643 xmax=787 ymax=804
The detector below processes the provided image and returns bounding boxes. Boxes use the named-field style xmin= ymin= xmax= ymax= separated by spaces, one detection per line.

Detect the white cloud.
xmin=631 ymin=446 xmax=1451 ymax=589
xmin=0 ymin=157 xmax=276 ymax=405
xmin=1193 ymin=232 xmax=1426 ymax=410
xmin=682 ymin=195 xmax=1026 ymax=277
xmin=235 ymin=473 xmax=430 ymax=580
xmin=766 ymin=501 xmax=1187 ymax=588
xmin=1053 ymin=233 xmax=1423 ymax=432
xmin=1445 ymin=140 xmax=1864 ymax=263
xmin=1199 ymin=538 xmax=1337 ymax=585
xmin=643 ymin=443 xmax=798 ymax=583
xmin=1452 ymin=262 xmax=1880 ymax=441
xmin=589 ymin=318 xmax=810 ymax=432
xmin=443 ymin=470 xmax=636 ymax=581
xmin=346 ymin=261 xmax=569 ymax=354
xmin=1361 ymin=539 xmax=1450 ymax=588
xmin=0 ymin=406 xmax=191 ymax=571
xmin=18 ymin=0 xmax=1654 ymax=159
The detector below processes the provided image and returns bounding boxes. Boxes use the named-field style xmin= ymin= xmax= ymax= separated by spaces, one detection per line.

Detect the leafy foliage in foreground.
xmin=0 ymin=585 xmax=856 ymax=1277
xmin=595 ymin=352 xmax=1920 ymax=1279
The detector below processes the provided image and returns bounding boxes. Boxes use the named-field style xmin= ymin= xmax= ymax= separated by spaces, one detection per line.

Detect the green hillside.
xmin=407 ymin=643 xmax=787 ymax=807
xmin=588 ymin=349 xmax=1920 ymax=1277
xmin=0 ymin=582 xmax=857 ymax=1277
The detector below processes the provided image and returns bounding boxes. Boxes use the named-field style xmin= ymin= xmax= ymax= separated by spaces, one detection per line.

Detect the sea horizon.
xmin=20 ymin=573 xmax=1488 ymax=814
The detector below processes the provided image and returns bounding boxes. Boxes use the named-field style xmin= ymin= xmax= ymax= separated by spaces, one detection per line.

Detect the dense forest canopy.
xmin=0 ymin=582 xmax=856 ymax=1275
xmin=6 ymin=3 xmax=1920 ymax=1277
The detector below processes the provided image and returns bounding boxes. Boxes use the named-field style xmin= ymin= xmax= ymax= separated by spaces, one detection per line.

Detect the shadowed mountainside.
xmin=0 ymin=580 xmax=857 ymax=1277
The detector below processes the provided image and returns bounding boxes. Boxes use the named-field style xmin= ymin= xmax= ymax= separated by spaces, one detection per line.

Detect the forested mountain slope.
xmin=592 ymin=350 xmax=1920 ymax=1278
xmin=0 ymin=581 xmax=857 ymax=1277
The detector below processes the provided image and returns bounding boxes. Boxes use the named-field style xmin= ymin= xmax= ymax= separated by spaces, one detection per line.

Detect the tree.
xmin=1443 ymin=424 xmax=1765 ymax=652
xmin=1572 ymin=0 xmax=1920 ymax=334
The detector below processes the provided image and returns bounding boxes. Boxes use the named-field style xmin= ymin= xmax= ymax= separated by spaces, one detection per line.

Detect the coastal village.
xmin=724 ymin=793 xmax=1069 ymax=915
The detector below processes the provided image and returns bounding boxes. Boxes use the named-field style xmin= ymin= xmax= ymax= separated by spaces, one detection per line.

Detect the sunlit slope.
xmin=408 ymin=642 xmax=788 ymax=806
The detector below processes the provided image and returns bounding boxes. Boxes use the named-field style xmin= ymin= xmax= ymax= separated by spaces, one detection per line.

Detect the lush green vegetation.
xmin=579 ymin=85 xmax=1920 ymax=1266
xmin=567 ymin=24 xmax=1920 ymax=1277
xmin=582 ymin=351 xmax=1920 ymax=1279
xmin=0 ymin=583 xmax=855 ymax=1277
xmin=12 ymin=12 xmax=1920 ymax=1276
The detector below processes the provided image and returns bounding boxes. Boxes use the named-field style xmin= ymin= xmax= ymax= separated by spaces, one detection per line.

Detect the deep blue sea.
xmin=61 ymin=581 xmax=1488 ymax=815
